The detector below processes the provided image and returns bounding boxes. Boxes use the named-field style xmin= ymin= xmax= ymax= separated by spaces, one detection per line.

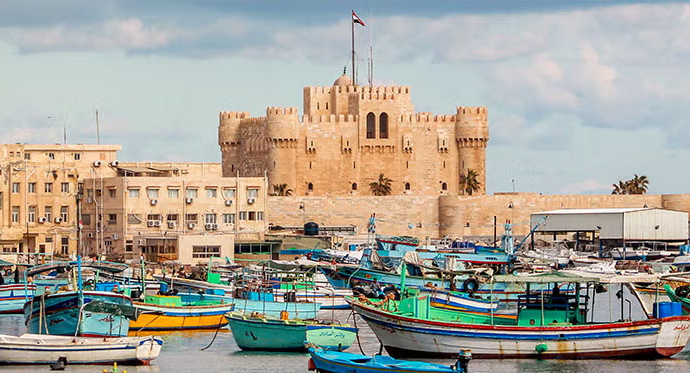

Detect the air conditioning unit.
xmin=93 ymin=160 xmax=102 ymax=167
xmin=110 ymin=160 xmax=120 ymax=167
xmin=87 ymin=232 xmax=94 ymax=238
xmin=247 ymin=198 xmax=255 ymax=204
xmin=86 ymin=198 xmax=93 ymax=203
xmin=38 ymin=217 xmax=47 ymax=223
xmin=150 ymin=199 xmax=158 ymax=206
xmin=187 ymin=223 xmax=196 ymax=229
xmin=224 ymin=200 xmax=233 ymax=206
xmin=185 ymin=198 xmax=194 ymax=204
xmin=153 ymin=220 xmax=161 ymax=227
xmin=54 ymin=217 xmax=63 ymax=224
xmin=112 ymin=234 xmax=119 ymax=240
xmin=167 ymin=221 xmax=176 ymax=228
xmin=205 ymin=223 xmax=213 ymax=230
xmin=147 ymin=221 xmax=155 ymax=227
xmin=212 ymin=223 xmax=219 ymax=230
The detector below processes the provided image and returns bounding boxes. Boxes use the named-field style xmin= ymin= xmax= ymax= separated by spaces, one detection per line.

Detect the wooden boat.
xmin=177 ymin=291 xmax=322 ymax=319
xmin=226 ymin=311 xmax=357 ymax=351
xmin=0 ymin=333 xmax=163 ymax=365
xmin=0 ymin=283 xmax=35 ymax=314
xmin=306 ymin=345 xmax=471 ymax=373
xmin=129 ymin=294 xmax=234 ymax=331
xmin=351 ymin=270 xmax=690 ymax=359
xmin=664 ymin=284 xmax=690 ymax=315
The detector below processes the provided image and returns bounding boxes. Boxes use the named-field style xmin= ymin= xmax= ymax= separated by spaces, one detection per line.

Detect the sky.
xmin=1 ymin=0 xmax=689 ymax=195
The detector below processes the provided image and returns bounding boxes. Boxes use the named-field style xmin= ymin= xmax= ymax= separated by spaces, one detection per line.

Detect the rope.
xmin=351 ymin=309 xmax=366 ymax=356
xmin=200 ymin=314 xmax=226 ymax=351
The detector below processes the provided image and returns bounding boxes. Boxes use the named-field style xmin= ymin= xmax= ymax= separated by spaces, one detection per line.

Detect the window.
xmin=192 ymin=245 xmax=221 ymax=259
xmin=168 ymin=188 xmax=179 ymax=198
xmin=186 ymin=188 xmax=198 ymax=198
xmin=247 ymin=188 xmax=259 ymax=199
xmin=12 ymin=206 xmax=19 ymax=223
xmin=44 ymin=183 xmax=53 ymax=193
xmin=87 ymin=188 xmax=93 ymax=198
xmin=248 ymin=211 xmax=256 ymax=220
xmin=405 ymin=182 xmax=411 ymax=191
xmin=442 ymin=182 xmax=448 ymax=191
xmin=352 ymin=183 xmax=357 ymax=191
xmin=0 ymin=192 xmax=3 ymax=209
xmin=28 ymin=182 xmax=36 ymax=193
xmin=60 ymin=206 xmax=68 ymax=222
xmin=205 ymin=213 xmax=217 ymax=224
xmin=147 ymin=188 xmax=159 ymax=199
xmin=61 ymin=182 xmax=69 ymax=193
xmin=81 ymin=214 xmax=91 ymax=225
xmin=185 ymin=214 xmax=198 ymax=223
xmin=73 ymin=153 xmax=81 ymax=160
xmin=48 ymin=152 xmax=55 ymax=160
xmin=307 ymin=183 xmax=314 ymax=191
xmin=24 ymin=152 xmax=30 ymax=160
xmin=222 ymin=213 xmax=235 ymax=224
xmin=28 ymin=206 xmax=36 ymax=223
xmin=206 ymin=188 xmax=217 ymax=198
xmin=223 ymin=188 xmax=235 ymax=199
xmin=379 ymin=112 xmax=389 ymax=139
xmin=257 ymin=211 xmax=264 ymax=221
xmin=108 ymin=214 xmax=117 ymax=225
xmin=128 ymin=188 xmax=140 ymax=198
xmin=61 ymin=237 xmax=69 ymax=255
xmin=105 ymin=189 xmax=115 ymax=198
xmin=12 ymin=183 xmax=19 ymax=194
xmin=239 ymin=211 xmax=248 ymax=220
xmin=44 ymin=206 xmax=52 ymax=221
xmin=167 ymin=214 xmax=178 ymax=221
xmin=366 ymin=112 xmax=376 ymax=139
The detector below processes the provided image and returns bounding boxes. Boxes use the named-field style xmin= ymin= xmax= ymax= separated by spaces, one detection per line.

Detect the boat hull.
xmin=308 ymin=347 xmax=457 ymax=373
xmin=178 ymin=292 xmax=321 ymax=319
xmin=0 ymin=334 xmax=163 ymax=365
xmin=0 ymin=284 xmax=35 ymax=314
xmin=130 ymin=302 xmax=234 ymax=331
xmin=351 ymin=301 xmax=690 ymax=359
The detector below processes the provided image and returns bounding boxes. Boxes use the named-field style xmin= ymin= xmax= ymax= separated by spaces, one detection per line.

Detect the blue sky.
xmin=1 ymin=1 xmax=689 ymax=195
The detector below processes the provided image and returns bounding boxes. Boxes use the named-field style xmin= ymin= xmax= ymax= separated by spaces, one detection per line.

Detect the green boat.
xmin=225 ymin=311 xmax=358 ymax=351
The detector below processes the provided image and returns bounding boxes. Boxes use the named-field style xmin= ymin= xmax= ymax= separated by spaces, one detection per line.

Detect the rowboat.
xmin=306 ymin=345 xmax=471 ymax=373
xmin=0 ymin=334 xmax=163 ymax=365
xmin=129 ymin=294 xmax=234 ymax=331
xmin=0 ymin=283 xmax=35 ymax=314
xmin=225 ymin=311 xmax=357 ymax=351
xmin=664 ymin=284 xmax=690 ymax=315
xmin=351 ymin=269 xmax=690 ymax=359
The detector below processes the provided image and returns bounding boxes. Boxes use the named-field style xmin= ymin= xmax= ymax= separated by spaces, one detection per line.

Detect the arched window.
xmin=307 ymin=183 xmax=314 ymax=191
xmin=441 ymin=182 xmax=448 ymax=191
xmin=352 ymin=183 xmax=358 ymax=191
xmin=405 ymin=182 xmax=411 ymax=191
xmin=366 ymin=112 xmax=376 ymax=139
xmin=379 ymin=112 xmax=389 ymax=139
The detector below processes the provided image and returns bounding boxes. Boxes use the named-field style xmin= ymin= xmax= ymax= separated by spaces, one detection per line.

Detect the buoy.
xmin=307 ymin=358 xmax=316 ymax=371
xmin=535 ymin=343 xmax=548 ymax=354
xmin=280 ymin=310 xmax=289 ymax=320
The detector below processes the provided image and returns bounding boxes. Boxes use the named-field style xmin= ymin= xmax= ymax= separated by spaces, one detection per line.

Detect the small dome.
xmin=333 ymin=74 xmax=353 ymax=86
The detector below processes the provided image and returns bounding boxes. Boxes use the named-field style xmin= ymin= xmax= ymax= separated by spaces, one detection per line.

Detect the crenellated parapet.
xmin=455 ymin=106 xmax=489 ymax=145
xmin=266 ymin=106 xmax=299 ymax=141
xmin=301 ymin=114 xmax=358 ymax=125
xmin=218 ymin=111 xmax=251 ymax=148
xmin=399 ymin=113 xmax=456 ymax=124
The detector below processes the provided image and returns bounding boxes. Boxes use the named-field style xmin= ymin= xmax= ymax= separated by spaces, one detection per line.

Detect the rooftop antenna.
xmin=95 ymin=109 xmax=101 ymax=145
xmin=63 ymin=119 xmax=67 ymax=145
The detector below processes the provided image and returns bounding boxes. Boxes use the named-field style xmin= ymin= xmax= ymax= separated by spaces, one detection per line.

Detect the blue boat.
xmin=0 ymin=283 xmax=35 ymax=314
xmin=177 ymin=291 xmax=321 ymax=319
xmin=307 ymin=345 xmax=471 ymax=373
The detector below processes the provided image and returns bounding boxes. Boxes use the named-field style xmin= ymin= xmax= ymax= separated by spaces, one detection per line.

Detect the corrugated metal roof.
xmin=535 ymin=208 xmax=654 ymax=215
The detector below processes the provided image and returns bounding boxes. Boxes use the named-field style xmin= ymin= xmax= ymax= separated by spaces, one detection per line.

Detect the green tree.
xmin=271 ymin=183 xmax=293 ymax=196
xmin=369 ymin=173 xmax=393 ymax=196
xmin=459 ymin=169 xmax=481 ymax=196
xmin=611 ymin=174 xmax=649 ymax=195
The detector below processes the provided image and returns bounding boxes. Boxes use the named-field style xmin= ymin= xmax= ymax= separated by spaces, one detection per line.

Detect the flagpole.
xmin=351 ymin=10 xmax=356 ymax=84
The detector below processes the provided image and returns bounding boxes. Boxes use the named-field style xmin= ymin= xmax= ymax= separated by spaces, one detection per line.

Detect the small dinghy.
xmin=0 ymin=334 xmax=163 ymax=365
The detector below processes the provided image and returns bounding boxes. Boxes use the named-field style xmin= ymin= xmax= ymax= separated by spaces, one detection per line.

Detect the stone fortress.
xmin=218 ymin=74 xmax=488 ymax=196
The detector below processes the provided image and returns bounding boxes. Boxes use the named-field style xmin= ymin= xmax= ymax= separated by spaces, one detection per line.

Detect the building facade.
xmin=81 ymin=164 xmax=267 ymax=264
xmin=218 ymin=74 xmax=489 ymax=196
xmin=0 ymin=144 xmax=121 ymax=255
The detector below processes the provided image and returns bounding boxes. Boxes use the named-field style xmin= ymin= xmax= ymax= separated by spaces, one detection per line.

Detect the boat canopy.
xmin=493 ymin=271 xmax=600 ymax=284
xmin=82 ymin=300 xmax=142 ymax=321
xmin=26 ymin=261 xmax=129 ymax=277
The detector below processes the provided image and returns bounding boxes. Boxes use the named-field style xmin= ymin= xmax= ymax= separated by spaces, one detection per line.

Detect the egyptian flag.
xmin=352 ymin=11 xmax=366 ymax=27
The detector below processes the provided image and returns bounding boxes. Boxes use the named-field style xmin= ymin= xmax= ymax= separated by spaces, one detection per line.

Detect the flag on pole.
xmin=352 ymin=11 xmax=366 ymax=27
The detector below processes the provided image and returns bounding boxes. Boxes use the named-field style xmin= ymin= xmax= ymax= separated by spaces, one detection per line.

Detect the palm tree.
xmin=271 ymin=183 xmax=293 ymax=196
xmin=459 ymin=169 xmax=481 ymax=196
xmin=611 ymin=180 xmax=629 ymax=195
xmin=369 ymin=173 xmax=393 ymax=196
xmin=611 ymin=175 xmax=649 ymax=195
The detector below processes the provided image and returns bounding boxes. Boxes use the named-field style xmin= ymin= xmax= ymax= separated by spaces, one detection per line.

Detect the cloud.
xmin=558 ymin=179 xmax=610 ymax=194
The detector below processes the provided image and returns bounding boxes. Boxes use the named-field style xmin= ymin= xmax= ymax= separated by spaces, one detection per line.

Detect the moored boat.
xmin=130 ymin=294 xmax=235 ymax=331
xmin=0 ymin=283 xmax=35 ymax=314
xmin=178 ymin=291 xmax=322 ymax=319
xmin=0 ymin=333 xmax=163 ymax=365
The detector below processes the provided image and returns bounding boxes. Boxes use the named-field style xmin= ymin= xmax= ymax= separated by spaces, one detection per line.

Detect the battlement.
xmin=399 ymin=113 xmax=456 ymax=123
xmin=457 ymin=106 xmax=488 ymax=116
xmin=301 ymin=114 xmax=358 ymax=124
xmin=239 ymin=116 xmax=268 ymax=126
xmin=304 ymin=85 xmax=410 ymax=95
xmin=219 ymin=111 xmax=250 ymax=120
xmin=266 ymin=106 xmax=299 ymax=116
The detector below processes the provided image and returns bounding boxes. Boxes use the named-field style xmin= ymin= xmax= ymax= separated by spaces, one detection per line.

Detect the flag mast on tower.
xmin=352 ymin=10 xmax=366 ymax=85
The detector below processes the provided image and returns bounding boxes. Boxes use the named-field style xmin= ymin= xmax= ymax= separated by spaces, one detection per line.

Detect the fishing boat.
xmin=664 ymin=284 xmax=690 ymax=315
xmin=0 ymin=283 xmax=35 ymax=314
xmin=177 ymin=290 xmax=321 ymax=319
xmin=0 ymin=333 xmax=163 ymax=365
xmin=129 ymin=294 xmax=235 ymax=331
xmin=306 ymin=345 xmax=471 ymax=373
xmin=225 ymin=311 xmax=357 ymax=351
xmin=351 ymin=268 xmax=690 ymax=359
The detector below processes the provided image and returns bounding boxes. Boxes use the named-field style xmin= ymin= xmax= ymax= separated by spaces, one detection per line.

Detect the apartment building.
xmin=0 ymin=144 xmax=121 ymax=255
xmin=81 ymin=164 xmax=267 ymax=264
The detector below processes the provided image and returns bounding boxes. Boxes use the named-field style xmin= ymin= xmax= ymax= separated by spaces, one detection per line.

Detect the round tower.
xmin=265 ymin=107 xmax=299 ymax=194
xmin=455 ymin=106 xmax=489 ymax=195
xmin=219 ymin=111 xmax=250 ymax=177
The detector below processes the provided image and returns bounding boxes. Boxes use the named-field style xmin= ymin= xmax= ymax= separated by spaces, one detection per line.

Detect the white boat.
xmin=0 ymin=334 xmax=163 ymax=365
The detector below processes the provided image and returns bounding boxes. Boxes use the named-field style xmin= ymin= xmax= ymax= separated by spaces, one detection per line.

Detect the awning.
xmin=493 ymin=271 xmax=600 ymax=284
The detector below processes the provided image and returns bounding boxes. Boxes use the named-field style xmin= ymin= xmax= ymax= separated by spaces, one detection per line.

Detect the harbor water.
xmin=1 ymin=308 xmax=690 ymax=372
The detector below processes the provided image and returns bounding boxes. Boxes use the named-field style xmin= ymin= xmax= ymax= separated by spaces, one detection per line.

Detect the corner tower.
xmin=455 ymin=106 xmax=489 ymax=195
xmin=265 ymin=106 xmax=299 ymax=193
xmin=219 ymin=111 xmax=250 ymax=177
